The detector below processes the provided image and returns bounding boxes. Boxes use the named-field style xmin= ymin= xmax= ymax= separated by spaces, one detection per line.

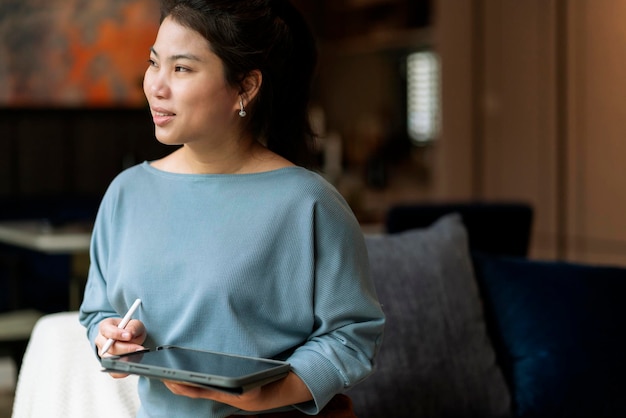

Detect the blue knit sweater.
xmin=79 ymin=162 xmax=385 ymax=418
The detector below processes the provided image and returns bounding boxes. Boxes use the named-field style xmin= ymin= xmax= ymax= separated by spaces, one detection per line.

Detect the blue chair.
xmin=385 ymin=201 xmax=534 ymax=257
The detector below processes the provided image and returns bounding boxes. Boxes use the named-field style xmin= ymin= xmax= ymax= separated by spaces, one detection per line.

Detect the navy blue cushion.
xmin=473 ymin=254 xmax=626 ymax=417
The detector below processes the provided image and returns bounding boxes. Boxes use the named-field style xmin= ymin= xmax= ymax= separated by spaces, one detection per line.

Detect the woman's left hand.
xmin=162 ymin=371 xmax=312 ymax=412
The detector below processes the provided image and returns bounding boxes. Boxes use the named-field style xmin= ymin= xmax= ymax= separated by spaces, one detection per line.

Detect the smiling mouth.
xmin=152 ymin=111 xmax=176 ymax=127
xmin=154 ymin=111 xmax=175 ymax=117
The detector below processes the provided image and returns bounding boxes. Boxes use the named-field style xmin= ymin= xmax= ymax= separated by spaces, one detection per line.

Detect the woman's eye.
xmin=174 ymin=66 xmax=189 ymax=73
xmin=147 ymin=59 xmax=157 ymax=67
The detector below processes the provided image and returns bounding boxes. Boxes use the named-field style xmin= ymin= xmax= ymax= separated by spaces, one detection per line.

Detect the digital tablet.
xmin=101 ymin=345 xmax=290 ymax=394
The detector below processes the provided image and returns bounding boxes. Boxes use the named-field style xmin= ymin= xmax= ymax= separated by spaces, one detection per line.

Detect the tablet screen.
xmin=117 ymin=346 xmax=286 ymax=378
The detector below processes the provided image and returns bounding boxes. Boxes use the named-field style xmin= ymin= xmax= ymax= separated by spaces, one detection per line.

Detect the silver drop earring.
xmin=239 ymin=97 xmax=247 ymax=118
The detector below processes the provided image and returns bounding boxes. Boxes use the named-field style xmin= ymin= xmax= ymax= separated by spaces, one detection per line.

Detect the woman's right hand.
xmin=97 ymin=317 xmax=147 ymax=378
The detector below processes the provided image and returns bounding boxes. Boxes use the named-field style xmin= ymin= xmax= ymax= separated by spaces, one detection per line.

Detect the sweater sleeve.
xmin=287 ymin=188 xmax=385 ymax=414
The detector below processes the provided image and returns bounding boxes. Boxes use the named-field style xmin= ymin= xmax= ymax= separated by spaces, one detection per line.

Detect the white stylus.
xmin=100 ymin=298 xmax=142 ymax=356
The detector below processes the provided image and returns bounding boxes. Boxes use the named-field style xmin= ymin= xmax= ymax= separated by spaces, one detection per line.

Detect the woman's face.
xmin=143 ymin=16 xmax=240 ymax=147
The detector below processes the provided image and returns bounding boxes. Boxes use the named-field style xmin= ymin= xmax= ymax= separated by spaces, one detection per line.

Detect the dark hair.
xmin=159 ymin=0 xmax=318 ymax=167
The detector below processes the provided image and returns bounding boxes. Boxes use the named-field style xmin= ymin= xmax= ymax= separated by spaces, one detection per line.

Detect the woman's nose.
xmin=145 ymin=72 xmax=169 ymax=99
xmin=150 ymin=80 xmax=168 ymax=98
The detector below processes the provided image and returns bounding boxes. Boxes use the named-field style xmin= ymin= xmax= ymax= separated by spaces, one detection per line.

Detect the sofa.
xmin=347 ymin=213 xmax=626 ymax=418
xmin=10 ymin=213 xmax=626 ymax=417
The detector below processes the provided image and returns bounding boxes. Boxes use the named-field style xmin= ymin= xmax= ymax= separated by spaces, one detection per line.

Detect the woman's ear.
xmin=240 ymin=70 xmax=262 ymax=106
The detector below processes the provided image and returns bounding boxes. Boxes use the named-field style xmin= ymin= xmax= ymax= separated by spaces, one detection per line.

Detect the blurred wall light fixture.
xmin=407 ymin=50 xmax=440 ymax=145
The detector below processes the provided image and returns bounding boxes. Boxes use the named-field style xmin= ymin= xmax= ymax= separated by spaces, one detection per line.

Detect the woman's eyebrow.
xmin=150 ymin=47 xmax=203 ymax=62
xmin=170 ymin=53 xmax=203 ymax=62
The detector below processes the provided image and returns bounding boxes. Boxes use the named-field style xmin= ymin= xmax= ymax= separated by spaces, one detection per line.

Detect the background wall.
xmin=565 ymin=1 xmax=626 ymax=266
xmin=432 ymin=0 xmax=626 ymax=266
xmin=3 ymin=0 xmax=626 ymax=267
xmin=0 ymin=109 xmax=170 ymax=197
xmin=0 ymin=0 xmax=158 ymax=106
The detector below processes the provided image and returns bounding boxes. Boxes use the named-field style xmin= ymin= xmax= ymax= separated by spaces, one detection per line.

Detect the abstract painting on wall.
xmin=0 ymin=0 xmax=160 ymax=107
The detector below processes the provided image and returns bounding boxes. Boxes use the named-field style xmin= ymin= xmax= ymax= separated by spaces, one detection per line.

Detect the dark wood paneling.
xmin=0 ymin=108 xmax=171 ymax=198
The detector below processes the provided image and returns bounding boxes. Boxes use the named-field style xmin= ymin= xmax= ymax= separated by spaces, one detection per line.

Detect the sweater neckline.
xmin=140 ymin=160 xmax=303 ymax=180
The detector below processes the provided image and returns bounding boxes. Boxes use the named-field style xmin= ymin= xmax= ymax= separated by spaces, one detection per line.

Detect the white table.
xmin=0 ymin=220 xmax=91 ymax=254
xmin=0 ymin=220 xmax=92 ymax=310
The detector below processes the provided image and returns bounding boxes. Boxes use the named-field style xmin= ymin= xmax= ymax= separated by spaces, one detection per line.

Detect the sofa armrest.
xmin=12 ymin=312 xmax=140 ymax=418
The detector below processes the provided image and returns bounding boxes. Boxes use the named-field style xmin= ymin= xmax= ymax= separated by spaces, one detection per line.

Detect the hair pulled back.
xmin=159 ymin=0 xmax=318 ymax=167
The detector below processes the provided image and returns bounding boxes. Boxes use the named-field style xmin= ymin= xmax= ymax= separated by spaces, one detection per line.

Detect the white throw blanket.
xmin=12 ymin=312 xmax=140 ymax=418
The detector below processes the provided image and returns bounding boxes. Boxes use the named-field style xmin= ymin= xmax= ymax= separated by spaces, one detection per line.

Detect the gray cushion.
xmin=349 ymin=214 xmax=511 ymax=418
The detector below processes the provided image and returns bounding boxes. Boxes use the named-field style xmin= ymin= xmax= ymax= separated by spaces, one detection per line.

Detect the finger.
xmin=102 ymin=342 xmax=146 ymax=357
xmin=124 ymin=320 xmax=147 ymax=344
xmin=107 ymin=371 xmax=131 ymax=379
xmin=101 ymin=319 xmax=145 ymax=343
xmin=100 ymin=323 xmax=131 ymax=341
xmin=163 ymin=381 xmax=213 ymax=399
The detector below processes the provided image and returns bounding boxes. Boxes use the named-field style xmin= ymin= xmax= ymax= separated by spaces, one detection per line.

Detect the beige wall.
xmin=433 ymin=0 xmax=626 ymax=266
xmin=566 ymin=1 xmax=626 ymax=265
xmin=430 ymin=0 xmax=477 ymax=200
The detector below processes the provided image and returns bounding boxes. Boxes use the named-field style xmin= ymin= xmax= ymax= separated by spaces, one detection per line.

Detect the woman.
xmin=79 ymin=1 xmax=385 ymax=417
